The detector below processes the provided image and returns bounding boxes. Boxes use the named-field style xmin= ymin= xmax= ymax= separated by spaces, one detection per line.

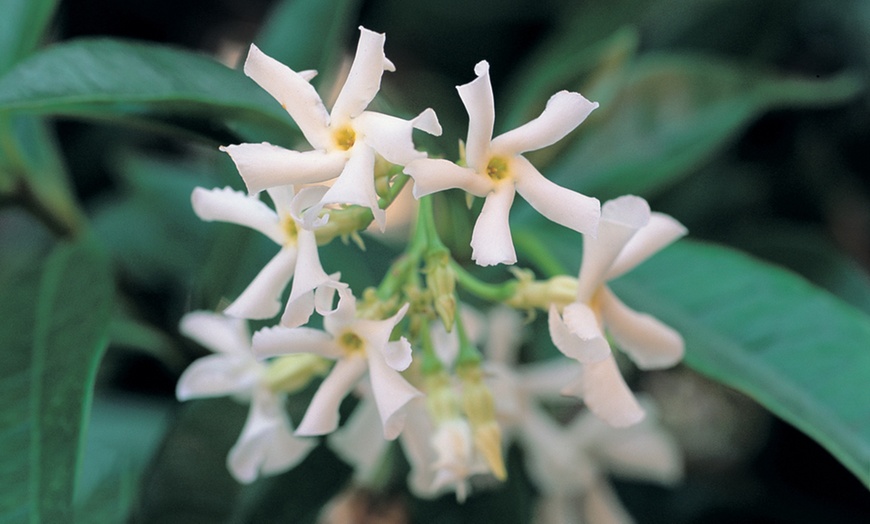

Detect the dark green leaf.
xmin=0 ymin=0 xmax=59 ymax=75
xmin=0 ymin=236 xmax=114 ymax=521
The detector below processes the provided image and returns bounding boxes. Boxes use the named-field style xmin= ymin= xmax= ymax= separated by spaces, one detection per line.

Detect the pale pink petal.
xmin=367 ymin=350 xmax=423 ymax=439
xmin=456 ymin=60 xmax=494 ymax=171
xmin=296 ymin=356 xmax=368 ymax=436
xmin=381 ymin=336 xmax=413 ymax=371
xmin=221 ymin=143 xmax=345 ymax=194
xmin=548 ymin=305 xmax=609 ymax=364
xmin=224 ymin=247 xmax=297 ymax=320
xmin=583 ymin=480 xmax=635 ymax=524
xmin=429 ymin=319 xmax=460 ymax=368
xmin=320 ymin=144 xmax=385 ymax=229
xmin=191 ymin=187 xmax=282 ymax=244
xmin=179 ymin=311 xmax=250 ymax=355
xmin=328 ymin=397 xmax=389 ymax=480
xmin=491 ymin=91 xmax=597 ymax=155
xmin=470 ymin=182 xmax=517 ymax=266
xmin=403 ymin=158 xmax=491 ymax=199
xmin=176 ymin=354 xmax=261 ymax=401
xmin=576 ymin=195 xmax=650 ymax=301
xmin=606 ymin=212 xmax=687 ymax=280
xmin=354 ymin=108 xmax=442 ymax=166
xmin=599 ymin=287 xmax=684 ymax=369
xmin=560 ymin=302 xmax=611 ymax=363
xmin=519 ymin=358 xmax=584 ymax=399
xmin=513 ymin=156 xmax=599 ymax=237
xmin=594 ymin=420 xmax=683 ymax=485
xmin=227 ymin=387 xmax=315 ymax=483
xmin=330 ymin=27 xmax=391 ymax=123
xmin=244 ymin=44 xmax=331 ymax=149
xmin=580 ymin=356 xmax=645 ymax=427
xmin=251 ymin=325 xmax=339 ymax=359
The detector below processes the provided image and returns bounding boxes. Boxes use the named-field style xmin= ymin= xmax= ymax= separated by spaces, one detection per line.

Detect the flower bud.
xmin=457 ymin=363 xmax=507 ymax=480
xmin=264 ymin=353 xmax=331 ymax=394
xmin=425 ymin=250 xmax=457 ymax=331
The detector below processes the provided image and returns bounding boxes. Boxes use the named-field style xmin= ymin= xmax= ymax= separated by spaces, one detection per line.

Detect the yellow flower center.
xmin=281 ymin=215 xmax=299 ymax=246
xmin=333 ymin=125 xmax=356 ymax=151
xmin=338 ymin=331 xmax=365 ymax=356
xmin=485 ymin=156 xmax=510 ymax=182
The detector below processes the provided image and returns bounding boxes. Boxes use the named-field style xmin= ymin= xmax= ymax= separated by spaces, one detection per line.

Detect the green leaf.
xmin=0 ymin=236 xmax=114 ymax=521
xmin=539 ymin=54 xmax=863 ymax=200
xmin=0 ymin=39 xmax=299 ymax=145
xmin=609 ymin=240 xmax=870 ymax=486
xmin=0 ymin=0 xmax=59 ymax=75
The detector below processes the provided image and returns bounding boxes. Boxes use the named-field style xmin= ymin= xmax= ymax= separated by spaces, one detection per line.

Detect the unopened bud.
xmin=457 ymin=363 xmax=506 ymax=481
xmin=264 ymin=354 xmax=331 ymax=394
xmin=425 ymin=250 xmax=456 ymax=331
xmin=505 ymin=269 xmax=577 ymax=311
xmin=425 ymin=371 xmax=461 ymax=424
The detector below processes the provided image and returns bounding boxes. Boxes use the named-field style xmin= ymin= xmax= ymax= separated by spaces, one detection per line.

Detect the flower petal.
xmin=179 ymin=311 xmax=250 ymax=355
xmin=367 ymin=349 xmax=423 ymax=440
xmin=323 ymin=287 xmax=358 ymax=336
xmin=328 ymin=397 xmax=390 ymax=481
xmin=606 ymin=212 xmax=687 ymax=280
xmin=382 ymin=336 xmax=413 ymax=371
xmin=252 ymin=325 xmax=339 ymax=359
xmin=224 ymin=247 xmax=297 ymax=320
xmin=354 ymin=108 xmax=441 ymax=166
xmin=548 ymin=304 xmax=610 ymax=363
xmin=470 ymin=182 xmax=517 ymax=266
xmin=176 ymin=353 xmax=261 ymax=401
xmin=221 ymin=143 xmax=345 ymax=195
xmin=593 ymin=416 xmax=683 ymax=485
xmin=403 ymin=158 xmax=491 ymax=199
xmin=191 ymin=187 xmax=282 ymax=244
xmin=513 ymin=155 xmax=599 ymax=237
xmin=490 ymin=91 xmax=597 ymax=155
xmin=296 ymin=356 xmax=368 ymax=436
xmin=577 ymin=356 xmax=645 ymax=427
xmin=280 ymin=229 xmax=332 ymax=327
xmin=599 ymin=287 xmax=684 ymax=369
xmin=483 ymin=306 xmax=524 ymax=365
xmin=576 ymin=195 xmax=650 ymax=301
xmin=331 ymin=27 xmax=391 ymax=123
xmin=456 ymin=60 xmax=494 ymax=171
xmin=320 ymin=145 xmax=386 ymax=230
xmin=264 ymin=185 xmax=296 ymax=214
xmin=583 ymin=480 xmax=635 ymax=524
xmin=244 ymin=44 xmax=331 ymax=149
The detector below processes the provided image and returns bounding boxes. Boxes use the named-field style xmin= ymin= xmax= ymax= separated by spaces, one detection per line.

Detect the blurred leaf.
xmin=538 ymin=54 xmax=863 ymax=200
xmin=0 ymin=0 xmax=59 ymax=75
xmin=108 ymin=315 xmax=186 ymax=373
xmin=0 ymin=236 xmax=113 ymax=522
xmin=0 ymin=39 xmax=299 ymax=145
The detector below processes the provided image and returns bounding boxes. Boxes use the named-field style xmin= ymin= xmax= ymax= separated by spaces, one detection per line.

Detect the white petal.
xmin=264 ymin=185 xmax=296 ymax=214
xmin=227 ymin=387 xmax=315 ymax=483
xmin=330 ymin=27 xmax=390 ymax=123
xmin=351 ymin=303 xmax=409 ymax=360
xmin=354 ymin=108 xmax=441 ymax=166
xmin=576 ymin=196 xmax=650 ymax=301
xmin=179 ymin=311 xmax=250 ymax=355
xmin=548 ymin=303 xmax=611 ymax=363
xmin=367 ymin=350 xmax=423 ymax=440
xmin=221 ymin=143 xmax=345 ymax=195
xmin=328 ymin=397 xmax=390 ymax=480
xmin=483 ymin=306 xmax=524 ymax=365
xmin=320 ymin=145 xmax=386 ymax=230
xmin=429 ymin=319 xmax=460 ymax=368
xmin=289 ymin=185 xmax=330 ymax=226
xmin=594 ymin=419 xmax=683 ymax=485
xmin=513 ymin=156 xmax=599 ymax=236
xmin=244 ymin=44 xmax=331 ymax=149
xmin=296 ymin=357 xmax=368 ymax=436
xmin=403 ymin=158 xmax=491 ymax=199
xmin=606 ymin=212 xmax=687 ymax=279
xmin=252 ymin=325 xmax=339 ymax=359
xmin=519 ymin=358 xmax=584 ymax=399
xmin=382 ymin=337 xmax=413 ymax=371
xmin=280 ymin=229 xmax=331 ymax=327
xmin=314 ymin=278 xmax=349 ymax=317
xmin=191 ymin=187 xmax=283 ymax=244
xmin=583 ymin=480 xmax=635 ymax=524
xmin=599 ymin=287 xmax=684 ymax=369
xmin=323 ymin=287 xmax=358 ymax=335
xmin=578 ymin=356 xmax=645 ymax=427
xmin=176 ymin=353 xmax=260 ymax=401
xmin=490 ymin=91 xmax=597 ymax=155
xmin=456 ymin=60 xmax=494 ymax=171
xmin=470 ymin=182 xmax=517 ymax=266
xmin=224 ymin=247 xmax=297 ymax=320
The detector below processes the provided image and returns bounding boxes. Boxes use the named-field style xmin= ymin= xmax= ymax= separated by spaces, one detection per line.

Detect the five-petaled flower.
xmin=404 ymin=60 xmax=601 ymax=266
xmin=548 ymin=195 xmax=687 ymax=427
xmin=222 ymin=26 xmax=442 ymax=230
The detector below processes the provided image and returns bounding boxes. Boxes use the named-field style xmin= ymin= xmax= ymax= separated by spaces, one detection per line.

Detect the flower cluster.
xmin=177 ymin=26 xmax=687 ymax=517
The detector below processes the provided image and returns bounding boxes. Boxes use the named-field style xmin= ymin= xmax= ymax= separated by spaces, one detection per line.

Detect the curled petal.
xmin=456 ymin=60 xmax=494 ymax=171
xmin=252 ymin=325 xmax=339 ymax=359
xmin=491 ymin=91 xmax=597 ymax=155
xmin=599 ymin=287 xmax=684 ymax=369
xmin=513 ymin=156 xmax=599 ymax=237
xmin=281 ymin=229 xmax=332 ymax=327
xmin=221 ymin=143 xmax=345 ymax=194
xmin=191 ymin=187 xmax=282 ymax=244
xmin=179 ymin=311 xmax=250 ymax=355
xmin=548 ymin=304 xmax=611 ymax=363
xmin=331 ymin=27 xmax=391 ymax=123
xmin=607 ymin=212 xmax=688 ymax=280
xmin=321 ymin=145 xmax=386 ymax=230
xmin=404 ymin=158 xmax=491 ymax=199
xmin=367 ymin=349 xmax=423 ymax=439
xmin=224 ymin=247 xmax=297 ymax=320
xmin=577 ymin=356 xmax=645 ymax=428
xmin=289 ymin=185 xmax=330 ymax=226
xmin=352 ymin=303 xmax=409 ymax=360
xmin=323 ymin=287 xmax=358 ymax=336
xmin=264 ymin=185 xmax=295 ymax=214
xmin=354 ymin=108 xmax=441 ymax=166
xmin=296 ymin=357 xmax=368 ymax=436
xmin=470 ymin=182 xmax=517 ymax=266
xmin=382 ymin=336 xmax=413 ymax=371
xmin=244 ymin=44 xmax=331 ymax=149
xmin=176 ymin=353 xmax=261 ymax=401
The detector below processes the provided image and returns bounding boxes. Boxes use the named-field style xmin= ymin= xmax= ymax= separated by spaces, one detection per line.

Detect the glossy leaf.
xmin=0 ymin=0 xmax=59 ymax=75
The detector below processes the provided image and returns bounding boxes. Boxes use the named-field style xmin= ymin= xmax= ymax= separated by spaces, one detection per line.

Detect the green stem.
xmin=513 ymin=228 xmax=570 ymax=277
xmin=454 ymin=304 xmax=482 ymax=366
xmin=450 ymin=260 xmax=518 ymax=302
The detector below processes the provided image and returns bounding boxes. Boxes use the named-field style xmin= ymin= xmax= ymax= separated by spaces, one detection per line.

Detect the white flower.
xmin=404 ymin=60 xmax=600 ymax=266
xmin=221 ymin=26 xmax=442 ymax=230
xmin=176 ymin=311 xmax=315 ymax=483
xmin=192 ymin=184 xmax=345 ymax=327
xmin=549 ymin=195 xmax=687 ymax=427
xmin=252 ymin=291 xmax=422 ymax=439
